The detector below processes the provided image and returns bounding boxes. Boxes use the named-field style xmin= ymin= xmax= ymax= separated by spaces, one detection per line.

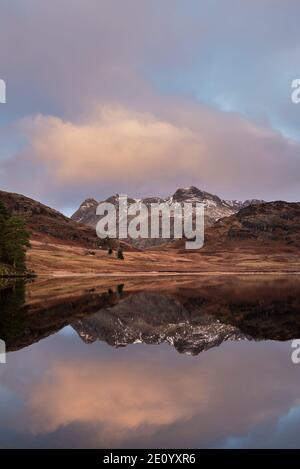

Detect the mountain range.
xmin=71 ymin=186 xmax=265 ymax=248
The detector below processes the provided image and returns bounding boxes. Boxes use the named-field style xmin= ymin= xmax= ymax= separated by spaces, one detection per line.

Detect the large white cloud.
xmin=2 ymin=102 xmax=299 ymax=209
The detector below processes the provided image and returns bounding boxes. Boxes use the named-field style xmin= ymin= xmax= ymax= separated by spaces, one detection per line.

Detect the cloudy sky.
xmin=0 ymin=0 xmax=300 ymax=214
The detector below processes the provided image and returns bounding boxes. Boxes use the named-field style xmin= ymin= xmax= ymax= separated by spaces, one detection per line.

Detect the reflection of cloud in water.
xmin=220 ymin=404 xmax=300 ymax=449
xmin=24 ymin=359 xmax=209 ymax=439
xmin=7 ymin=339 xmax=300 ymax=447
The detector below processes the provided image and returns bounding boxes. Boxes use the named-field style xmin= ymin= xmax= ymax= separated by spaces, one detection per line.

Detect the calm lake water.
xmin=1 ymin=275 xmax=300 ymax=448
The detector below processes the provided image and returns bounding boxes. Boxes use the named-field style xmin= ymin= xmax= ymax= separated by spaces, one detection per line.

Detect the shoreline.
xmin=5 ymin=270 xmax=300 ymax=279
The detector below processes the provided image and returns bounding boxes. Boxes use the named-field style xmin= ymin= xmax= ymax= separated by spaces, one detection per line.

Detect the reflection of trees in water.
xmin=117 ymin=284 xmax=124 ymax=297
xmin=0 ymin=282 xmax=26 ymax=342
xmin=0 ymin=282 xmax=124 ymax=352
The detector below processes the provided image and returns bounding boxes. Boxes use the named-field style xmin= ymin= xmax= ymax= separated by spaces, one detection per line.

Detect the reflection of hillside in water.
xmin=1 ymin=276 xmax=300 ymax=355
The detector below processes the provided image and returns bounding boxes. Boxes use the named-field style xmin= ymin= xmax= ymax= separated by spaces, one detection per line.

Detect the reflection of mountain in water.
xmin=1 ymin=277 xmax=300 ymax=355
xmin=72 ymin=292 xmax=248 ymax=355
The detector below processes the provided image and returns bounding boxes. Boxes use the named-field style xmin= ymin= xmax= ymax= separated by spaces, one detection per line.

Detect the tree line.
xmin=0 ymin=201 xmax=30 ymax=272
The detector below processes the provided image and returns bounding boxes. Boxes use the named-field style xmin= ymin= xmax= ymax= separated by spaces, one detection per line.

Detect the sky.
xmin=0 ymin=0 xmax=300 ymax=215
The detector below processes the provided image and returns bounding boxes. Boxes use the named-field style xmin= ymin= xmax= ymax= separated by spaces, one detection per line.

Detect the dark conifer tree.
xmin=0 ymin=200 xmax=30 ymax=272
xmin=4 ymin=216 xmax=30 ymax=271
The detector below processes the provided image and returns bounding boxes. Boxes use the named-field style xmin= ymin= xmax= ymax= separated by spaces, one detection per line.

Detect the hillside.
xmin=0 ymin=190 xmax=132 ymax=251
xmin=206 ymin=201 xmax=300 ymax=247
